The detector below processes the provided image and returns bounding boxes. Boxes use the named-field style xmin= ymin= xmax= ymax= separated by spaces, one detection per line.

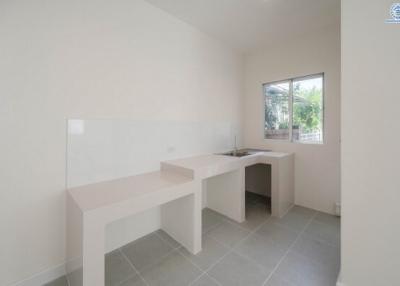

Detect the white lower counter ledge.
xmin=66 ymin=170 xmax=202 ymax=286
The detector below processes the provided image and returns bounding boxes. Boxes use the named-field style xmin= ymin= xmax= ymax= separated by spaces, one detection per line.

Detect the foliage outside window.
xmin=264 ymin=74 xmax=324 ymax=144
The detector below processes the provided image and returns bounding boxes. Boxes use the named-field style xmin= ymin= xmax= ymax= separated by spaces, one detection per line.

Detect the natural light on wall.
xmin=264 ymin=74 xmax=324 ymax=144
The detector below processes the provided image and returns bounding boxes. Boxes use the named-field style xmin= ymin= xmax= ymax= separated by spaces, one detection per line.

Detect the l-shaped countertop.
xmin=68 ymin=150 xmax=293 ymax=212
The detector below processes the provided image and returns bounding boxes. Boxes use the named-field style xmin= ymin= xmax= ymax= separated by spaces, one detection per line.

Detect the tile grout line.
xmin=230 ymin=246 xmax=276 ymax=275
xmin=205 ymin=233 xmax=235 ymax=251
xmin=110 ymin=209 xmax=328 ymax=286
xmin=205 ymin=272 xmax=223 ymax=286
xmin=155 ymin=230 xmax=223 ymax=286
xmin=206 ymin=216 xmax=301 ymax=283
xmin=175 ymin=248 xmax=207 ymax=286
xmin=175 ymin=242 xmax=223 ymax=286
xmin=206 ymin=206 xmax=273 ymax=246
xmin=126 ymin=231 xmax=183 ymax=274
xmin=118 ymin=249 xmax=149 ymax=286
xmin=203 ymin=214 xmax=274 ymax=277
xmin=304 ymin=219 xmax=341 ymax=248
xmin=172 ymin=241 xmax=222 ymax=286
xmin=117 ymin=206 xmax=306 ymax=286
xmin=115 ymin=230 xmax=177 ymax=286
xmin=154 ymin=231 xmax=213 ymax=286
xmin=175 ymin=208 xmax=273 ymax=285
xmin=207 ymin=226 xmax=285 ymax=273
xmin=204 ymin=211 xmax=275 ymax=267
xmin=261 ymin=211 xmax=319 ymax=286
xmin=164 ymin=250 xmax=206 ymax=285
xmin=114 ymin=273 xmax=139 ymax=286
xmin=119 ymin=234 xmax=190 ymax=286
xmin=154 ymin=208 xmax=271 ymax=285
xmin=126 ymin=229 xmax=211 ymax=286
xmin=153 ymin=230 xmax=180 ymax=249
xmin=205 ymin=204 xmax=268 ymax=234
xmin=208 ymin=209 xmax=339 ymax=285
xmin=290 ymin=212 xmax=341 ymax=250
xmin=62 ymin=208 xmax=336 ymax=286
xmin=281 ymin=213 xmax=341 ymax=276
xmin=187 ymin=273 xmax=207 ymax=286
xmin=187 ymin=271 xmax=223 ymax=286
xmin=220 ymin=215 xmax=259 ymax=233
xmin=202 ymin=221 xmax=222 ymax=235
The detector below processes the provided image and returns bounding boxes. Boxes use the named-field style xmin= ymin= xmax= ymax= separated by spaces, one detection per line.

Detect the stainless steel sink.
xmin=221 ymin=150 xmax=250 ymax=157
xmin=220 ymin=148 xmax=271 ymax=157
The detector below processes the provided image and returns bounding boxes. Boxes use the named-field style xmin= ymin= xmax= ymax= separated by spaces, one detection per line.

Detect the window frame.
xmin=262 ymin=73 xmax=325 ymax=144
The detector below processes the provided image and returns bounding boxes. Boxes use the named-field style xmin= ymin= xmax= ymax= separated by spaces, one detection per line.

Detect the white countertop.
xmin=164 ymin=151 xmax=291 ymax=167
xmin=68 ymin=170 xmax=193 ymax=211
xmin=68 ymin=150 xmax=292 ymax=211
xmin=162 ymin=151 xmax=292 ymax=179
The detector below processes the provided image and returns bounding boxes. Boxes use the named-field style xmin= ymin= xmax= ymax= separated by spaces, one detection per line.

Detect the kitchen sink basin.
xmin=220 ymin=148 xmax=271 ymax=157
xmin=222 ymin=151 xmax=250 ymax=157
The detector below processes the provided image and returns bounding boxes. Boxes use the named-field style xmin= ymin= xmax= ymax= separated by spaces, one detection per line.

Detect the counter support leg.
xmin=82 ymin=218 xmax=105 ymax=286
xmin=206 ymin=169 xmax=245 ymax=223
xmin=161 ymin=181 xmax=202 ymax=254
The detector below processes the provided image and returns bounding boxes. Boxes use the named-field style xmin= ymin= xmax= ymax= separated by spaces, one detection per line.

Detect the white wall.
xmin=243 ymin=26 xmax=341 ymax=214
xmin=0 ymin=0 xmax=243 ymax=284
xmin=341 ymin=1 xmax=400 ymax=285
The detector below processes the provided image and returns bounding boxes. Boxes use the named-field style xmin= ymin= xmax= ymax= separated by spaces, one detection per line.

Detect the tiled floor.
xmin=45 ymin=192 xmax=340 ymax=286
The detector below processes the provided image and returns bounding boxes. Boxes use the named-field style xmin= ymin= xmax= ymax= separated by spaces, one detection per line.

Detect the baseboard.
xmin=9 ymin=263 xmax=66 ymax=286
xmin=279 ymin=203 xmax=294 ymax=218
xmin=336 ymin=270 xmax=345 ymax=286
xmin=9 ymin=207 xmax=161 ymax=286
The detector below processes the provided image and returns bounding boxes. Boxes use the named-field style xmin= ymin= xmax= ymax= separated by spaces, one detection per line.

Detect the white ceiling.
xmin=145 ymin=0 xmax=340 ymax=53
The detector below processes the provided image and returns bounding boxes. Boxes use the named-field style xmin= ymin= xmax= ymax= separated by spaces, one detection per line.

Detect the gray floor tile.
xmin=304 ymin=220 xmax=340 ymax=246
xmin=105 ymin=250 xmax=136 ymax=286
xmin=222 ymin=202 xmax=270 ymax=231
xmin=234 ymin=232 xmax=287 ymax=271
xmin=292 ymin=234 xmax=340 ymax=269
xmin=156 ymin=229 xmax=181 ymax=249
xmin=290 ymin=205 xmax=317 ymax=217
xmin=208 ymin=252 xmax=270 ymax=286
xmin=180 ymin=235 xmax=229 ymax=271
xmin=256 ymin=221 xmax=298 ymax=249
xmin=87 ymin=206 xmax=339 ymax=286
xmin=121 ymin=232 xmax=173 ymax=271
xmin=313 ymin=212 xmax=340 ymax=228
xmin=207 ymin=220 xmax=250 ymax=248
xmin=202 ymin=208 xmax=225 ymax=234
xmin=119 ymin=275 xmax=147 ymax=286
xmin=43 ymin=276 xmax=68 ymax=286
xmin=275 ymin=251 xmax=338 ymax=286
xmin=269 ymin=206 xmax=315 ymax=232
xmin=264 ymin=275 xmax=294 ymax=286
xmin=191 ymin=274 xmax=220 ymax=286
xmin=140 ymin=250 xmax=202 ymax=286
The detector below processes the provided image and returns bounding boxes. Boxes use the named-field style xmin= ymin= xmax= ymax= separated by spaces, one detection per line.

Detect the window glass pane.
xmin=264 ymin=81 xmax=290 ymax=140
xmin=292 ymin=76 xmax=323 ymax=143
